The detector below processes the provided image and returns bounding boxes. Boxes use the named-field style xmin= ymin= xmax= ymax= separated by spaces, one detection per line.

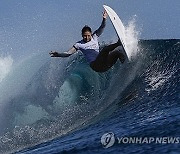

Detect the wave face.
xmin=0 ymin=39 xmax=180 ymax=153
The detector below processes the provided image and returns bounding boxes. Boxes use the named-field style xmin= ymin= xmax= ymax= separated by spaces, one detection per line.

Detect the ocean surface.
xmin=0 ymin=39 xmax=179 ymax=154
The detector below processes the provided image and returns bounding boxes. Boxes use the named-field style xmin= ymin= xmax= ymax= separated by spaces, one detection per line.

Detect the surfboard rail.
xmin=103 ymin=5 xmax=130 ymax=60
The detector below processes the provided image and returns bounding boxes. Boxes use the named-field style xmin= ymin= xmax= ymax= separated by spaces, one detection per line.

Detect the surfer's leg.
xmin=107 ymin=50 xmax=125 ymax=68
xmin=90 ymin=40 xmax=123 ymax=72
xmin=100 ymin=40 xmax=122 ymax=55
xmin=100 ymin=40 xmax=125 ymax=67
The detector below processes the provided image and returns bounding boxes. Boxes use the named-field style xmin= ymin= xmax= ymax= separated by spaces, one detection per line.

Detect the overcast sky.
xmin=0 ymin=0 xmax=179 ymax=59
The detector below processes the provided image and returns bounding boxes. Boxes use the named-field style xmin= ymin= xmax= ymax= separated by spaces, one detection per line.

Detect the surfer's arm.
xmin=49 ymin=47 xmax=77 ymax=57
xmin=93 ymin=10 xmax=108 ymax=37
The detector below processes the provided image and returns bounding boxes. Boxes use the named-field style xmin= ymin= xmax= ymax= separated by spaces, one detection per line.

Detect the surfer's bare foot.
xmin=119 ymin=52 xmax=125 ymax=63
xmin=117 ymin=39 xmax=122 ymax=46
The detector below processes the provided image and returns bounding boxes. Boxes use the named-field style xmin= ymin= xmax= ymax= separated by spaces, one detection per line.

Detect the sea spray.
xmin=124 ymin=15 xmax=140 ymax=59
xmin=0 ymin=55 xmax=13 ymax=82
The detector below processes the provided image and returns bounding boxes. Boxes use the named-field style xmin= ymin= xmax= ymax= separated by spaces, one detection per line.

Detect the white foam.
xmin=145 ymin=68 xmax=175 ymax=93
xmin=124 ymin=16 xmax=140 ymax=60
xmin=0 ymin=55 xmax=13 ymax=82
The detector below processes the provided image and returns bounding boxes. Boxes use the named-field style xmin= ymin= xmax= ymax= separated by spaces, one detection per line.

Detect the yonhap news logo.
xmin=101 ymin=132 xmax=180 ymax=148
xmin=101 ymin=132 xmax=116 ymax=148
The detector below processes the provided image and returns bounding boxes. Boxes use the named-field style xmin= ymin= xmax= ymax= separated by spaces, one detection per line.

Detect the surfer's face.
xmin=82 ymin=31 xmax=92 ymax=42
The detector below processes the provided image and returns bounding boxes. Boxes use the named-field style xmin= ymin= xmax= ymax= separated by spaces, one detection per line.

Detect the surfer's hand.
xmin=49 ymin=51 xmax=59 ymax=57
xmin=103 ymin=10 xmax=108 ymax=19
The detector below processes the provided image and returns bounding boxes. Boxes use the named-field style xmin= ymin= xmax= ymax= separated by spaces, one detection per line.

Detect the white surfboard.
xmin=103 ymin=5 xmax=130 ymax=60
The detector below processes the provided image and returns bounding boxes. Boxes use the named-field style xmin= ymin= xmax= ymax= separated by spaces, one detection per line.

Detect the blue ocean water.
xmin=0 ymin=39 xmax=179 ymax=154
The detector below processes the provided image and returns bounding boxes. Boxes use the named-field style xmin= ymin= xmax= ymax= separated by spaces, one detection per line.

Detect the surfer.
xmin=49 ymin=10 xmax=125 ymax=72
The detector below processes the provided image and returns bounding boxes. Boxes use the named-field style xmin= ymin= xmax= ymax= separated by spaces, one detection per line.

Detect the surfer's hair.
xmin=81 ymin=25 xmax=92 ymax=34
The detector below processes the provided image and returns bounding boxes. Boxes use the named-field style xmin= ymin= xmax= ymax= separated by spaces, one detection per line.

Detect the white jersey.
xmin=73 ymin=34 xmax=99 ymax=63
